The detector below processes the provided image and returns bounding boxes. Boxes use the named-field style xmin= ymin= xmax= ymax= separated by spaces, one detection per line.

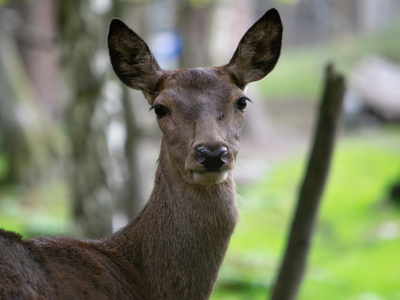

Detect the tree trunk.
xmin=59 ymin=1 xmax=113 ymax=238
xmin=59 ymin=0 xmax=149 ymax=237
xmin=121 ymin=86 xmax=146 ymax=218
xmin=0 ymin=31 xmax=30 ymax=184
xmin=0 ymin=5 xmax=53 ymax=185
xmin=177 ymin=0 xmax=215 ymax=68
xmin=270 ymin=64 xmax=346 ymax=300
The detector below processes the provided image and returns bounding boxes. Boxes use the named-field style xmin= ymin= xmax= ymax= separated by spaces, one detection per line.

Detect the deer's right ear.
xmin=108 ymin=19 xmax=163 ymax=101
xmin=226 ymin=8 xmax=283 ymax=89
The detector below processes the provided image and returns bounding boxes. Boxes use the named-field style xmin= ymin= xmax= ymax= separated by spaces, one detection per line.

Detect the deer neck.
xmin=106 ymin=139 xmax=239 ymax=299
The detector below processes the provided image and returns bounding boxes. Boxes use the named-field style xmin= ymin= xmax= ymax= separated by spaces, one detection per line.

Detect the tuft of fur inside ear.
xmin=108 ymin=19 xmax=163 ymax=95
xmin=226 ymin=8 xmax=283 ymax=89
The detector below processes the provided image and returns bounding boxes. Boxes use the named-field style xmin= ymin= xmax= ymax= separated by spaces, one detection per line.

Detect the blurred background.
xmin=0 ymin=0 xmax=400 ymax=299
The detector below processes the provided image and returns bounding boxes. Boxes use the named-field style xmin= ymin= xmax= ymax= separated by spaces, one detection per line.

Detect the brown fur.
xmin=0 ymin=229 xmax=151 ymax=299
xmin=0 ymin=8 xmax=282 ymax=300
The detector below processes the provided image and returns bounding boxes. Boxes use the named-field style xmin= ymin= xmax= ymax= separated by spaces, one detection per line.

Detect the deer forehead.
xmin=156 ymin=68 xmax=245 ymax=114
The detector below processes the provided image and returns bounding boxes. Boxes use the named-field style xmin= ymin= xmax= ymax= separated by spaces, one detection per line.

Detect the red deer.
xmin=0 ymin=8 xmax=282 ymax=299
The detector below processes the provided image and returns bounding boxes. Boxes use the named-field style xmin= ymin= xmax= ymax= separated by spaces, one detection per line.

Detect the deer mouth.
xmin=191 ymin=170 xmax=229 ymax=185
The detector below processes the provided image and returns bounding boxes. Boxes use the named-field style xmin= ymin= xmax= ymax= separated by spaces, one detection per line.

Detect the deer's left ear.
xmin=226 ymin=8 xmax=283 ymax=89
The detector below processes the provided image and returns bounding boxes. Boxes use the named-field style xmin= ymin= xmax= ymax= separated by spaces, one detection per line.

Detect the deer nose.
xmin=195 ymin=146 xmax=229 ymax=172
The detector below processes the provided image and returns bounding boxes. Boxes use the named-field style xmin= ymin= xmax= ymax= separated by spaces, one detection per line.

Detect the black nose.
xmin=195 ymin=146 xmax=229 ymax=172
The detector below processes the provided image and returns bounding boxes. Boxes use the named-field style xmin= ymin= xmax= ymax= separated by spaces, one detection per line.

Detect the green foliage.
xmin=212 ymin=128 xmax=400 ymax=299
xmin=189 ymin=0 xmax=215 ymax=7
xmin=270 ymin=0 xmax=302 ymax=4
xmin=116 ymin=0 xmax=150 ymax=3
xmin=0 ymin=149 xmax=6 ymax=181
xmin=0 ymin=181 xmax=71 ymax=238
xmin=260 ymin=20 xmax=400 ymax=100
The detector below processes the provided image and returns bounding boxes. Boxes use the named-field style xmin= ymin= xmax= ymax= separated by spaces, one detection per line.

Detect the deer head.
xmin=108 ymin=9 xmax=282 ymax=186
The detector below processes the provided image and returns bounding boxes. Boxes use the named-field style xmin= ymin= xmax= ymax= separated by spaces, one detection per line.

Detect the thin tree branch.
xmin=270 ymin=64 xmax=346 ymax=300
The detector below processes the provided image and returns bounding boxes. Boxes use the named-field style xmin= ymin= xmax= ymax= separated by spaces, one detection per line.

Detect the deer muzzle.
xmin=185 ymin=143 xmax=234 ymax=185
xmin=195 ymin=146 xmax=229 ymax=172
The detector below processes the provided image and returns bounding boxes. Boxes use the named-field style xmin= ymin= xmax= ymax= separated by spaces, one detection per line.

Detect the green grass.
xmin=212 ymin=128 xmax=400 ymax=299
xmin=301 ymin=131 xmax=400 ymax=300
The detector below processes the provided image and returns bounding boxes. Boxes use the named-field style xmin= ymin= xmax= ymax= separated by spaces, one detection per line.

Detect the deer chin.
xmin=192 ymin=171 xmax=229 ymax=185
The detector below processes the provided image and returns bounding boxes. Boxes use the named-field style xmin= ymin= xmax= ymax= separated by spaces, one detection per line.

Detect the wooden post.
xmin=270 ymin=64 xmax=346 ymax=300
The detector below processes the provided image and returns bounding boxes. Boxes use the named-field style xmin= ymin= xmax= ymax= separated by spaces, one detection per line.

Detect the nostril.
xmin=195 ymin=147 xmax=208 ymax=165
xmin=195 ymin=146 xmax=229 ymax=171
xmin=220 ymin=148 xmax=229 ymax=165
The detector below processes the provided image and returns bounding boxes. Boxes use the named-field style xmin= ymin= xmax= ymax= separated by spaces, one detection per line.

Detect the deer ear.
xmin=226 ymin=8 xmax=283 ymax=89
xmin=108 ymin=19 xmax=163 ymax=98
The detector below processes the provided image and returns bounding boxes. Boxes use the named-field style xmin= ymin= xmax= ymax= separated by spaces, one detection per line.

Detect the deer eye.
xmin=151 ymin=104 xmax=168 ymax=118
xmin=236 ymin=98 xmax=249 ymax=112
